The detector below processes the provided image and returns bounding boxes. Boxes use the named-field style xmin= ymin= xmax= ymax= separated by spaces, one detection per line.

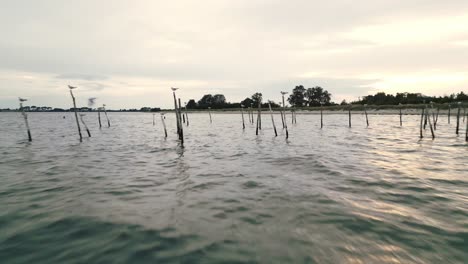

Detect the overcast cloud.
xmin=1 ymin=0 xmax=468 ymax=109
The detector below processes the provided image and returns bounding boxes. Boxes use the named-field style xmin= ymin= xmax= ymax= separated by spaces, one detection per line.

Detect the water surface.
xmin=1 ymin=112 xmax=467 ymax=263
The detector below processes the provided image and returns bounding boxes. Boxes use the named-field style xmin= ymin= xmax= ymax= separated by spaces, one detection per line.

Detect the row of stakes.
xmin=17 ymin=87 xmax=468 ymax=143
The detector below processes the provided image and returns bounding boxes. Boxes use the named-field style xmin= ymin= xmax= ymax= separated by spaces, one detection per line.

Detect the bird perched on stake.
xmin=19 ymin=97 xmax=27 ymax=102
xmin=68 ymin=85 xmax=77 ymax=89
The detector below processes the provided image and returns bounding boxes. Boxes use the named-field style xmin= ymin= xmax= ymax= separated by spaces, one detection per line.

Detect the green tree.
xmin=212 ymin=94 xmax=227 ymax=108
xmin=186 ymin=99 xmax=197 ymax=109
xmin=287 ymin=85 xmax=306 ymax=106
xmin=305 ymin=86 xmax=332 ymax=106
xmin=251 ymin=93 xmax=263 ymax=107
xmin=198 ymin=94 xmax=213 ymax=109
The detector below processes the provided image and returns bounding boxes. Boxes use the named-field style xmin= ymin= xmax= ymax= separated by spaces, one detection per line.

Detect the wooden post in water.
xmin=320 ymin=102 xmax=324 ymax=129
xmin=463 ymin=106 xmax=466 ymax=123
xmin=185 ymin=103 xmax=189 ymax=126
xmin=241 ymin=104 xmax=246 ymax=129
xmin=208 ymin=107 xmax=212 ymax=123
xmin=247 ymin=107 xmax=252 ymax=124
xmin=430 ymin=102 xmax=436 ymax=130
xmin=68 ymin=85 xmax=83 ymax=142
xmin=250 ymin=103 xmax=254 ymax=124
xmin=280 ymin=109 xmax=285 ymax=129
xmin=18 ymin=98 xmax=32 ymax=142
xmin=102 ymin=104 xmax=111 ymax=127
xmin=268 ymin=102 xmax=278 ymax=137
xmin=256 ymin=98 xmax=262 ymax=135
xmin=456 ymin=102 xmax=461 ymax=135
xmin=281 ymin=91 xmax=289 ymax=138
xmin=171 ymin=87 xmax=180 ymax=136
xmin=425 ymin=105 xmax=435 ymax=139
xmin=434 ymin=106 xmax=440 ymax=130
xmin=79 ymin=114 xmax=91 ymax=137
xmin=399 ymin=103 xmax=403 ymax=127
xmin=153 ymin=113 xmax=155 ymax=126
xmin=419 ymin=106 xmax=424 ymax=139
xmin=98 ymin=108 xmax=102 ymax=128
xmin=466 ymin=112 xmax=468 ymax=141
xmin=348 ymin=105 xmax=352 ymax=128
xmin=178 ymin=98 xmax=184 ymax=143
xmin=160 ymin=113 xmax=168 ymax=138
xmin=364 ymin=104 xmax=369 ymax=127
xmin=448 ymin=104 xmax=451 ymax=124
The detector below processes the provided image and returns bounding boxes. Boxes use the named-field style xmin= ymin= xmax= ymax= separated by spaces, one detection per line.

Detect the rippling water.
xmin=1 ymin=112 xmax=467 ymax=263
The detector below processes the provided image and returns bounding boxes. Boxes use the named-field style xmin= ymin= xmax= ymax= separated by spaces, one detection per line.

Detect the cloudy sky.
xmin=1 ymin=0 xmax=468 ymax=109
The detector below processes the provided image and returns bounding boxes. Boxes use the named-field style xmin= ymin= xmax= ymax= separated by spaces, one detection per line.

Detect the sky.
xmin=1 ymin=0 xmax=468 ymax=109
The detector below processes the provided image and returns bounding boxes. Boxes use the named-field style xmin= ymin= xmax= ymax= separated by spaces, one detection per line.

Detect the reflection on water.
xmin=0 ymin=112 xmax=467 ymax=263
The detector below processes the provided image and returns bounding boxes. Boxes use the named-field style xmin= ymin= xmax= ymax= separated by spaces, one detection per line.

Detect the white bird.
xmin=68 ymin=85 xmax=77 ymax=89
xmin=18 ymin=97 xmax=28 ymax=102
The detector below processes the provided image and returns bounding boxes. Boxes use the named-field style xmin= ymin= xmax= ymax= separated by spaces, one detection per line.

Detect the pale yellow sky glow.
xmin=1 ymin=0 xmax=467 ymax=108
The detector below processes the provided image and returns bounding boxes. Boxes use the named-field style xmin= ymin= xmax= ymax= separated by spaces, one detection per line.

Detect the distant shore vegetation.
xmin=2 ymin=87 xmax=467 ymax=112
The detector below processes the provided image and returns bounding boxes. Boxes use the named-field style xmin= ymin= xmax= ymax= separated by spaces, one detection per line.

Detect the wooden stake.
xmin=79 ymin=114 xmax=91 ymax=137
xmin=208 ymin=107 xmax=212 ymax=123
xmin=153 ymin=113 xmax=155 ymax=126
xmin=399 ymin=103 xmax=403 ymax=127
xmin=448 ymin=104 xmax=451 ymax=124
xmin=256 ymin=98 xmax=261 ymax=135
xmin=425 ymin=106 xmax=435 ymax=139
xmin=348 ymin=106 xmax=352 ymax=128
xmin=241 ymin=105 xmax=246 ymax=129
xmin=98 ymin=108 xmax=102 ymax=128
xmin=68 ymin=86 xmax=83 ymax=142
xmin=178 ymin=98 xmax=184 ymax=143
xmin=171 ymin=88 xmax=180 ymax=136
xmin=456 ymin=102 xmax=461 ymax=135
xmin=364 ymin=104 xmax=369 ymax=127
xmin=269 ymin=102 xmax=277 ymax=137
xmin=419 ymin=107 xmax=424 ymax=139
xmin=18 ymin=98 xmax=32 ymax=142
xmin=160 ymin=114 xmax=168 ymax=138
xmin=103 ymin=104 xmax=111 ymax=127
xmin=281 ymin=92 xmax=289 ymax=138
xmin=466 ymin=113 xmax=468 ymax=141
xmin=185 ymin=103 xmax=189 ymax=126
xmin=320 ymin=102 xmax=324 ymax=129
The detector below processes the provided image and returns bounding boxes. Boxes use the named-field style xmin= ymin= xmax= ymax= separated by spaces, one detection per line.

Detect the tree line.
xmin=186 ymin=87 xmax=468 ymax=109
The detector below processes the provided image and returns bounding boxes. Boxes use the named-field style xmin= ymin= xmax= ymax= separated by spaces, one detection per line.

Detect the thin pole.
xmin=153 ymin=113 xmax=155 ymax=126
xmin=208 ymin=107 xmax=212 ymax=123
xmin=172 ymin=88 xmax=180 ymax=136
xmin=258 ymin=101 xmax=262 ymax=130
xmin=98 ymin=108 xmax=102 ymax=128
xmin=434 ymin=107 xmax=439 ymax=130
xmin=466 ymin=113 xmax=468 ymax=141
xmin=281 ymin=92 xmax=289 ymax=138
xmin=419 ymin=106 xmax=424 ymax=139
xmin=248 ymin=107 xmax=252 ymax=123
xmin=269 ymin=103 xmax=277 ymax=137
xmin=103 ymin=104 xmax=110 ymax=127
xmin=348 ymin=106 xmax=352 ymax=128
xmin=182 ymin=112 xmax=186 ymax=123
xmin=69 ymin=87 xmax=83 ymax=142
xmin=241 ymin=105 xmax=245 ymax=129
xmin=463 ymin=106 xmax=466 ymax=123
xmin=456 ymin=102 xmax=461 ymax=135
xmin=178 ymin=98 xmax=184 ymax=143
xmin=80 ymin=114 xmax=91 ymax=137
xmin=364 ymin=104 xmax=369 ymax=127
xmin=399 ymin=103 xmax=403 ymax=127
xmin=250 ymin=103 xmax=254 ymax=124
xmin=425 ymin=105 xmax=435 ymax=139
xmin=320 ymin=102 xmax=323 ymax=129
xmin=185 ymin=104 xmax=189 ymax=126
xmin=161 ymin=114 xmax=168 ymax=138
xmin=448 ymin=104 xmax=451 ymax=124
xmin=19 ymin=99 xmax=32 ymax=142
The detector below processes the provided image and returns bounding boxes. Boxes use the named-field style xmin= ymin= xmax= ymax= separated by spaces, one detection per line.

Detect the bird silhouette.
xmin=68 ymin=85 xmax=77 ymax=89
xmin=171 ymin=87 xmax=179 ymax=91
xmin=18 ymin=97 xmax=28 ymax=102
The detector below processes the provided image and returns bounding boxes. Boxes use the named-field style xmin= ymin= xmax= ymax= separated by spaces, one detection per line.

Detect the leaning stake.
xmin=419 ymin=106 xmax=424 ymax=139
xmin=399 ymin=103 xmax=403 ymax=127
xmin=364 ymin=104 xmax=369 ymax=127
xmin=68 ymin=85 xmax=83 ymax=142
xmin=79 ymin=114 xmax=91 ymax=137
xmin=102 ymin=104 xmax=110 ymax=127
xmin=18 ymin=97 xmax=32 ymax=141
xmin=268 ymin=102 xmax=278 ymax=137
